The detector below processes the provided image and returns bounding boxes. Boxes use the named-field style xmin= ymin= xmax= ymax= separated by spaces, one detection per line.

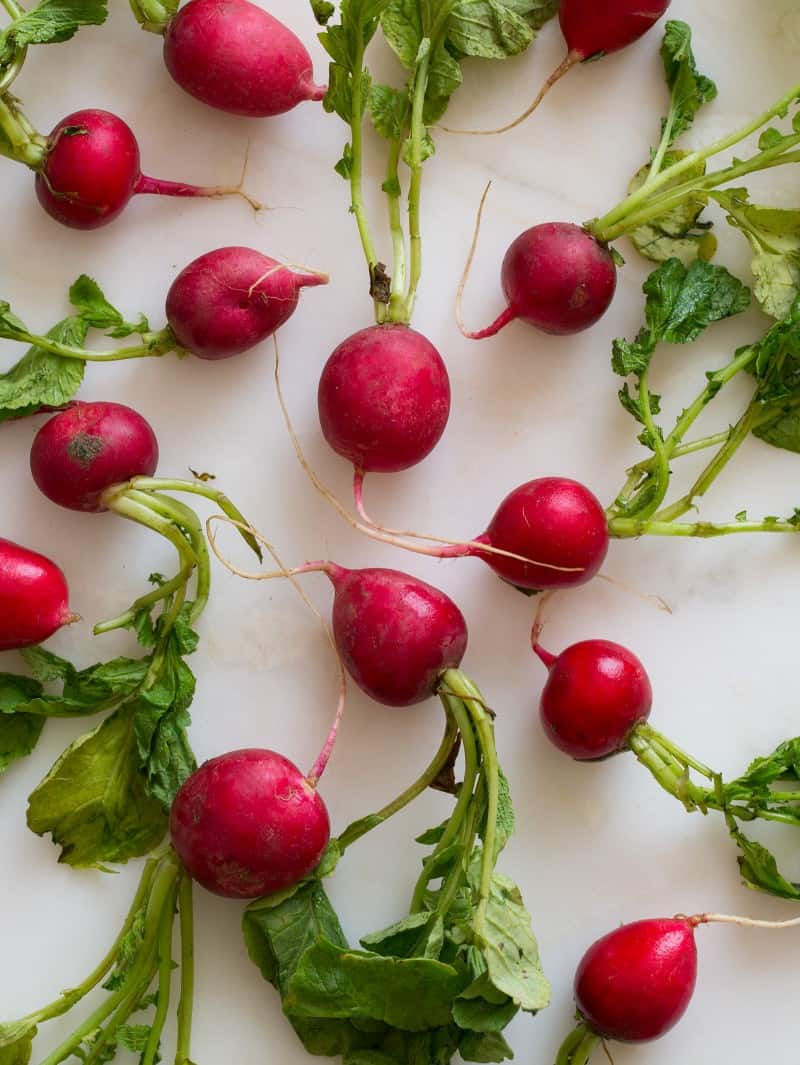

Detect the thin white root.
xmin=692 ymin=912 xmax=800 ymax=930
xmin=272 ymin=337 xmax=581 ymax=574
xmin=595 ymin=572 xmax=672 ymax=615
xmin=531 ymin=591 xmax=556 ymax=648
xmin=455 ymin=181 xmax=492 ymax=341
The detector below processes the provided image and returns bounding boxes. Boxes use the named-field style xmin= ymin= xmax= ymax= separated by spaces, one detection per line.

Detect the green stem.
xmin=0 ymin=326 xmax=175 ymax=362
xmin=175 ymin=876 xmax=195 ymax=1065
xmin=630 ymin=367 xmax=670 ymax=519
xmin=610 ymin=515 xmax=800 ymax=538
xmin=592 ymin=81 xmax=800 ymax=237
xmin=335 ymin=715 xmax=459 ymax=852
xmin=385 ymin=136 xmax=408 ymax=323
xmin=0 ymin=0 xmax=25 ymax=19
xmin=6 ymin=858 xmax=158 ymax=1031
xmin=92 ymin=561 xmax=195 ymax=635
xmin=663 ymin=347 xmax=757 ymax=456
xmin=128 ymin=0 xmax=172 ymax=33
xmin=141 ymin=876 xmax=178 ymax=1065
xmin=404 ymin=42 xmax=431 ymax=321
xmin=652 ymin=405 xmax=757 ymax=523
xmin=555 ymin=1024 xmax=597 ymax=1065
xmin=0 ymin=93 xmax=45 ymax=166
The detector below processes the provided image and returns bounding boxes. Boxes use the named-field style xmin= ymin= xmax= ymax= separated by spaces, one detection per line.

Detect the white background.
xmin=2 ymin=1 xmax=800 ymax=1061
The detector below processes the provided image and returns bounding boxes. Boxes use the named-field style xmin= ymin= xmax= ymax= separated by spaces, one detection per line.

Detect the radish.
xmin=443 ymin=0 xmax=672 ymax=135
xmin=160 ymin=0 xmax=326 ymax=117
xmin=535 ymin=639 xmax=652 ymax=759
xmin=171 ymin=748 xmax=331 ymax=899
xmin=0 ymin=249 xmax=328 ymax=419
xmin=166 ymin=247 xmax=328 ymax=360
xmin=0 ymin=538 xmax=77 ymax=650
xmin=318 ymin=325 xmax=451 ymax=473
xmin=30 ymin=401 xmax=159 ymax=513
xmin=556 ymin=911 xmax=800 ymax=1062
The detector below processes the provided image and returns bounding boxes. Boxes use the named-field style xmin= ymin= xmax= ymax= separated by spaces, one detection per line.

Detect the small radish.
xmin=170 ymin=748 xmax=331 ymax=899
xmin=34 ymin=109 xmax=259 ymax=230
xmin=0 ymin=538 xmax=77 ymax=650
xmin=444 ymin=0 xmax=672 ymax=136
xmin=534 ymin=639 xmax=652 ymax=759
xmin=318 ymin=325 xmax=451 ymax=473
xmin=557 ymin=909 xmax=800 ymax=1062
xmin=30 ymin=401 xmax=159 ymax=513
xmin=165 ymin=247 xmax=328 ymax=360
xmin=162 ymin=0 xmax=326 ymax=117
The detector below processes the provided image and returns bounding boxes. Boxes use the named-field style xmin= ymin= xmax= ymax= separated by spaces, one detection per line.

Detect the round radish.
xmin=560 ymin=0 xmax=672 ymax=61
xmin=35 ymin=110 xmax=255 ymax=230
xmin=170 ymin=748 xmax=330 ymax=898
xmin=465 ymin=224 xmax=617 ymax=339
xmin=535 ymin=639 xmax=652 ymax=759
xmin=472 ymin=478 xmax=609 ymax=590
xmin=0 ymin=538 xmax=76 ymax=650
xmin=574 ymin=918 xmax=697 ymax=1042
xmin=163 ymin=0 xmax=326 ymax=117
xmin=325 ymin=564 xmax=468 ymax=707
xmin=318 ymin=324 xmax=451 ymax=473
xmin=165 ymin=247 xmax=328 ymax=360
xmin=30 ymin=402 xmax=159 ymax=512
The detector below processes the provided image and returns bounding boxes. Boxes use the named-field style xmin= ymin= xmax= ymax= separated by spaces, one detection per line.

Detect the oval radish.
xmin=0 ymin=538 xmax=76 ymax=650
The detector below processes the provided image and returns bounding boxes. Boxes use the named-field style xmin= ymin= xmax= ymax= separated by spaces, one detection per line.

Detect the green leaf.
xmin=0 ymin=674 xmax=46 ymax=774
xmin=477 ymin=873 xmax=550 ymax=1014
xmin=628 ymin=155 xmax=716 ymax=265
xmin=13 ymin=653 xmax=149 ymax=718
xmin=285 ymin=939 xmax=468 ymax=1031
xmin=712 ymin=189 xmax=800 ymax=320
xmin=0 ymin=0 xmax=106 ymax=56
xmin=69 ymin=275 xmax=150 ymax=337
xmin=0 ymin=316 xmax=87 ymax=423
xmin=453 ymin=978 xmax=518 ymax=1032
xmin=20 ymin=645 xmax=75 ymax=683
xmin=26 ymin=704 xmax=168 ymax=867
xmin=727 ymin=821 xmax=800 ymax=901
xmin=612 ymin=258 xmax=751 ymax=379
xmin=359 ymin=912 xmax=434 ymax=958
xmin=0 ymin=1021 xmax=35 ymax=1065
xmin=115 ymin=1024 xmax=152 ymax=1053
xmin=459 ymin=1029 xmax=514 ymax=1063
xmin=658 ymin=20 xmax=717 ymax=149
xmin=103 ymin=910 xmax=146 ymax=991
xmin=311 ymin=0 xmax=336 ymax=23
xmin=381 ymin=0 xmax=420 ymax=68
xmin=368 ymin=84 xmax=410 ymax=140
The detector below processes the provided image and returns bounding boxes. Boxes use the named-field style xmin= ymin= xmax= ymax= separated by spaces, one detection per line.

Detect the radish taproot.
xmin=533 ymin=634 xmax=800 ymax=900
xmin=0 ymin=538 xmax=76 ymax=650
xmin=171 ymin=748 xmax=331 ymax=898
xmin=0 ymin=103 xmax=260 ymax=229
xmin=318 ymin=325 xmax=451 ymax=473
xmin=160 ymin=0 xmax=326 ymax=116
xmin=0 ymin=250 xmax=327 ymax=419
xmin=556 ymin=911 xmax=800 ymax=1062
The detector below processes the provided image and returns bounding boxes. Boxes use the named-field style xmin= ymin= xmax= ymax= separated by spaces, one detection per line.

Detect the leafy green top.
xmin=0 ymin=0 xmax=107 ymax=64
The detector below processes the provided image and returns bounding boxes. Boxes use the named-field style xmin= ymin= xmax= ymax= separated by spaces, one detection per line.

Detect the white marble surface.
xmin=3 ymin=1 xmax=800 ymax=1061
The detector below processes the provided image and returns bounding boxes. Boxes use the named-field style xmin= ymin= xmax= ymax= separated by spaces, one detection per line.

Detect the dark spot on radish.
xmin=66 ymin=432 xmax=104 ymax=467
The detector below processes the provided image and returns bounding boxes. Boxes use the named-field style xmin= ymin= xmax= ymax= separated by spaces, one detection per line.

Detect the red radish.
xmin=326 ymin=564 xmax=467 ymax=706
xmin=163 ymin=0 xmax=326 ymax=117
xmin=471 ymin=478 xmax=609 ymax=590
xmin=165 ymin=246 xmax=328 ymax=360
xmin=30 ymin=402 xmax=158 ymax=512
xmin=0 ymin=538 xmax=76 ymax=650
xmin=318 ymin=325 xmax=451 ymax=473
xmin=535 ymin=639 xmax=652 ymax=759
xmin=462 ymin=223 xmax=618 ymax=340
xmin=170 ymin=748 xmax=330 ymax=899
xmin=444 ymin=0 xmax=672 ymax=135
xmin=35 ymin=110 xmax=258 ymax=230
xmin=574 ymin=918 xmax=697 ymax=1043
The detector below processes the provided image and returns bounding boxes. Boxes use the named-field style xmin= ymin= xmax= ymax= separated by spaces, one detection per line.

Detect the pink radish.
xmin=170 ymin=748 xmax=331 ymax=899
xmin=318 ymin=325 xmax=451 ymax=473
xmin=444 ymin=0 xmax=672 ymax=136
xmin=460 ymin=221 xmax=618 ymax=340
xmin=165 ymin=247 xmax=328 ymax=360
xmin=0 ymin=538 xmax=77 ymax=650
xmin=535 ymin=639 xmax=652 ymax=759
xmin=34 ymin=110 xmax=259 ymax=230
xmin=30 ymin=402 xmax=159 ymax=513
xmin=162 ymin=0 xmax=326 ymax=117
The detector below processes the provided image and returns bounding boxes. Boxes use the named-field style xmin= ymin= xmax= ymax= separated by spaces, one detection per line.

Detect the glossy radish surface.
xmin=326 ymin=564 xmax=468 ymax=707
xmin=163 ymin=0 xmax=326 ymax=117
xmin=561 ymin=0 xmax=672 ymax=60
xmin=475 ymin=477 xmax=609 ymax=590
xmin=170 ymin=748 xmax=330 ymax=898
xmin=165 ymin=247 xmax=328 ymax=360
xmin=574 ymin=918 xmax=697 ymax=1042
xmin=0 ymin=539 xmax=74 ymax=651
xmin=536 ymin=639 xmax=652 ymax=759
xmin=318 ymin=324 xmax=451 ymax=473
xmin=30 ymin=402 xmax=159 ymax=512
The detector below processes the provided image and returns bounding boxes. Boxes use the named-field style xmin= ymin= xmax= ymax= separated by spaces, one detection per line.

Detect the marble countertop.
xmin=2 ymin=1 xmax=800 ymax=1061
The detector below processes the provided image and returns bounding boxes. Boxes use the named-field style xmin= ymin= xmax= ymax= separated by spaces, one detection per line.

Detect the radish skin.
xmin=0 ymin=538 xmax=76 ymax=650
